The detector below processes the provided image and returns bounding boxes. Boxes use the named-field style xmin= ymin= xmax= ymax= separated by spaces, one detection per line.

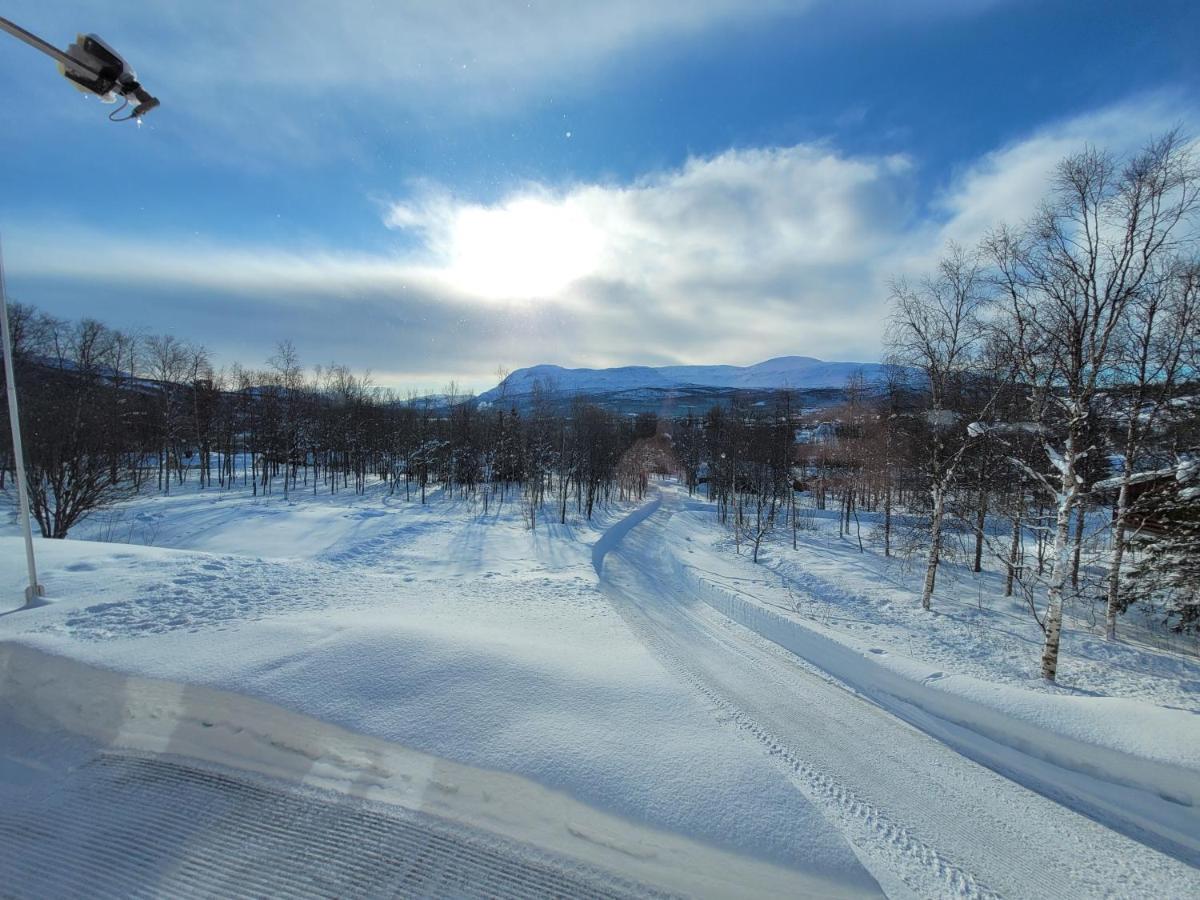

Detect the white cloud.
xmin=0 ymin=0 xmax=1018 ymax=164
xmin=8 ymin=143 xmax=919 ymax=372
xmin=3 ymin=1 xmax=810 ymax=165
xmin=7 ymin=94 xmax=1197 ymax=389
xmin=178 ymin=1 xmax=790 ymax=95
xmin=6 ymin=2 xmax=796 ymax=115
xmin=933 ymin=94 xmax=1197 ymax=252
xmin=12 ymin=143 xmax=915 ymax=306
xmin=870 ymin=91 xmax=1200 ymax=283
xmin=383 ymin=144 xmax=916 ymax=357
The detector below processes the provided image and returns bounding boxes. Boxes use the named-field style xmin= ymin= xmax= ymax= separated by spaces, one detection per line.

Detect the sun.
xmin=440 ymin=196 xmax=603 ymax=301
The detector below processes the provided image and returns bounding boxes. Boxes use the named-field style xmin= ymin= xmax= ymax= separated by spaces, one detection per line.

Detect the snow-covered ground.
xmin=2 ymin=478 xmax=1199 ymax=898
xmin=651 ymin=489 xmax=1200 ymax=863
xmin=0 ymin=481 xmax=878 ymax=898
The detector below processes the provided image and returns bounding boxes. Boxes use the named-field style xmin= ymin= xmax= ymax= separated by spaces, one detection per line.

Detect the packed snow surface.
xmin=0 ymin=720 xmax=667 ymax=900
xmin=2 ymin=477 xmax=1199 ymax=898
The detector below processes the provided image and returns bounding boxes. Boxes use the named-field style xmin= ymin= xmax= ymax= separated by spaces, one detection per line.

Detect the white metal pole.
xmin=0 ymin=235 xmax=45 ymax=606
xmin=0 ymin=16 xmax=103 ymax=77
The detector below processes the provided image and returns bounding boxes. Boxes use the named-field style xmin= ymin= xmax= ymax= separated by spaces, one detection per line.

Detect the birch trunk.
xmin=1005 ymin=512 xmax=1021 ymax=597
xmin=973 ymin=489 xmax=987 ymax=573
xmin=883 ymin=486 xmax=892 ymax=558
xmin=921 ymin=485 xmax=944 ymax=610
xmin=1041 ymin=435 xmax=1080 ymax=681
xmin=1105 ymin=480 xmax=1131 ymax=640
xmin=1070 ymin=505 xmax=1085 ymax=588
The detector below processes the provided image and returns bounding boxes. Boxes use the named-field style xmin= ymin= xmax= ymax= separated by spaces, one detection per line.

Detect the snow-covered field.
xmin=2 ymin=478 xmax=1199 ymax=898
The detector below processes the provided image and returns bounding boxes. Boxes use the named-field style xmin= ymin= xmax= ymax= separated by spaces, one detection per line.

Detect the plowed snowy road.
xmin=596 ymin=491 xmax=1200 ymax=899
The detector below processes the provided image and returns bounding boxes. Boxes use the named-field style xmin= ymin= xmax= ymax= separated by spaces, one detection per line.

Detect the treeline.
xmin=0 ymin=313 xmax=672 ymax=540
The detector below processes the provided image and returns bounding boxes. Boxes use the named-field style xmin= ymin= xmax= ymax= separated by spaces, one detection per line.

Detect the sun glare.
xmin=441 ymin=197 xmax=603 ymax=301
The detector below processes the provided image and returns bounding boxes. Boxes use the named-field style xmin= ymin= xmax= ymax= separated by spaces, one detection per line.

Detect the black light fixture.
xmin=0 ymin=15 xmax=159 ymax=120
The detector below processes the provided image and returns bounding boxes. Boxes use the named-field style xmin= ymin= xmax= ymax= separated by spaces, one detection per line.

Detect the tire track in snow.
xmin=598 ymin=551 xmax=997 ymax=899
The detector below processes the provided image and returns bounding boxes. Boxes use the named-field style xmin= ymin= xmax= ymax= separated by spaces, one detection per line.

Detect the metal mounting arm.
xmin=0 ymin=15 xmax=159 ymax=119
xmin=0 ymin=15 xmax=102 ymax=76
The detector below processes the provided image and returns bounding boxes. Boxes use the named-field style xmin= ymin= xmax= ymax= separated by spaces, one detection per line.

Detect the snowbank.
xmin=0 ymin=640 xmax=865 ymax=899
xmin=665 ymin=549 xmax=1200 ymax=862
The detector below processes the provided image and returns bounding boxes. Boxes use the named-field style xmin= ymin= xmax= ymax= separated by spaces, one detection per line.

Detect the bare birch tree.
xmin=887 ymin=243 xmax=993 ymax=609
xmin=986 ymin=132 xmax=1200 ymax=680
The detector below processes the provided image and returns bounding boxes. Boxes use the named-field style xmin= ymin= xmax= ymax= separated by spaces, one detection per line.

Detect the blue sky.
xmin=1 ymin=0 xmax=1197 ymax=392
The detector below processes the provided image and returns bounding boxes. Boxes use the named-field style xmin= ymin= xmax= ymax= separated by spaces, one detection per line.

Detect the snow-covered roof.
xmin=1093 ymin=454 xmax=1199 ymax=493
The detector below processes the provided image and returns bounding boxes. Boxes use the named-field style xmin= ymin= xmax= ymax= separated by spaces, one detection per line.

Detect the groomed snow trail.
xmin=0 ymin=750 xmax=663 ymax=900
xmin=596 ymin=490 xmax=1200 ymax=900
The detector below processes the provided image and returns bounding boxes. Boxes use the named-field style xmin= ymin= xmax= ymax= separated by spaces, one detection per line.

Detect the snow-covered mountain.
xmin=479 ymin=356 xmax=884 ymax=402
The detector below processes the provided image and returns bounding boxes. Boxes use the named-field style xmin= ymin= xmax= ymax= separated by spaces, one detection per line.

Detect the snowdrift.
xmin=0 ymin=640 xmax=857 ymax=899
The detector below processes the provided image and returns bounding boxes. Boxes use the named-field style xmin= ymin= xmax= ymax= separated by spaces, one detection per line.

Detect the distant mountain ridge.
xmin=479 ymin=356 xmax=884 ymax=404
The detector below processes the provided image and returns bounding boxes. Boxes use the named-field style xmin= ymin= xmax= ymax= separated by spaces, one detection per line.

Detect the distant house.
xmin=1095 ymin=453 xmax=1200 ymax=539
xmin=793 ymin=422 xmax=838 ymax=446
